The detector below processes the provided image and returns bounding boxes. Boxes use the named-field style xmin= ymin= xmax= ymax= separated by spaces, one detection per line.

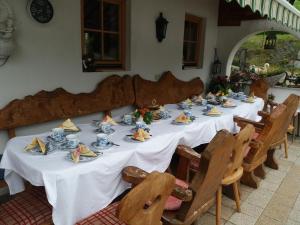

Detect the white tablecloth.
xmin=0 ymin=98 xmax=264 ymax=225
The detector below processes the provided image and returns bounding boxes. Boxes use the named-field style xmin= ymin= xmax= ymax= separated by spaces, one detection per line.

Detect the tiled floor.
xmin=196 ymin=136 xmax=300 ymax=225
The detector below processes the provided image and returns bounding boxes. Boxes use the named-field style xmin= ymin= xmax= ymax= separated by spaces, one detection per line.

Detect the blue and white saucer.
xmin=90 ymin=142 xmax=114 ymax=151
xmin=95 ymin=128 xmax=115 ymax=135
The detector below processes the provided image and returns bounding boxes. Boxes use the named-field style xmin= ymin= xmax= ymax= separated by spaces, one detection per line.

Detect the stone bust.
xmin=0 ymin=0 xmax=14 ymax=39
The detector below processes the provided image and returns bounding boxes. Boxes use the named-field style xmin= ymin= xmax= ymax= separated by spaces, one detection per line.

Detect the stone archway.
xmin=217 ymin=19 xmax=300 ymax=76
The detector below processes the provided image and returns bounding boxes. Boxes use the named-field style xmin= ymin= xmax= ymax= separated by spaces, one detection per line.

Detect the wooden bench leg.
xmin=240 ymin=171 xmax=259 ymax=189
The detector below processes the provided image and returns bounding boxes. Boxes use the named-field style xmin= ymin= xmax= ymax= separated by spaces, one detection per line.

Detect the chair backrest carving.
xmin=134 ymin=71 xmax=204 ymax=108
xmin=118 ymin=171 xmax=175 ymax=225
xmin=225 ymin=124 xmax=255 ymax=176
xmin=245 ymin=104 xmax=287 ymax=163
xmin=176 ymin=130 xmax=234 ymax=222
xmin=249 ymin=78 xmax=269 ymax=101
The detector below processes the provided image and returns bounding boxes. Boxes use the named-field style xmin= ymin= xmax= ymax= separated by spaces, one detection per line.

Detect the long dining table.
xmin=0 ymin=97 xmax=264 ymax=225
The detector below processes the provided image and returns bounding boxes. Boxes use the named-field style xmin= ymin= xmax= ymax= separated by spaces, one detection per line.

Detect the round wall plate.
xmin=27 ymin=0 xmax=54 ymax=24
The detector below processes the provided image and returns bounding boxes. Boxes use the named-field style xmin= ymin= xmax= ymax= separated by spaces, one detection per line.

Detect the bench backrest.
xmin=134 ymin=71 xmax=204 ymax=108
xmin=0 ymin=72 xmax=204 ymax=138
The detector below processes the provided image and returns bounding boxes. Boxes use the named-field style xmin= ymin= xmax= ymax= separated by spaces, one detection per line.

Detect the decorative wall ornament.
xmin=27 ymin=0 xmax=54 ymax=24
xmin=155 ymin=13 xmax=168 ymax=42
xmin=0 ymin=0 xmax=14 ymax=66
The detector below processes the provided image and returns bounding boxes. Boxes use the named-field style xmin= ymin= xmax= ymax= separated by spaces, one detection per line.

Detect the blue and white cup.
xmin=100 ymin=122 xmax=112 ymax=134
xmin=159 ymin=110 xmax=170 ymax=119
xmin=179 ymin=102 xmax=189 ymax=109
xmin=122 ymin=114 xmax=133 ymax=125
xmin=51 ymin=128 xmax=64 ymax=142
xmin=201 ymin=99 xmax=207 ymax=106
xmin=66 ymin=134 xmax=79 ymax=149
xmin=135 ymin=121 xmax=146 ymax=130
xmin=206 ymin=105 xmax=212 ymax=111
xmin=183 ymin=110 xmax=192 ymax=117
xmin=96 ymin=133 xmax=109 ymax=147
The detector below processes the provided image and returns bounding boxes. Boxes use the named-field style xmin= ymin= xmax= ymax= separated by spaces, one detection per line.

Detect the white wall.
xmin=216 ymin=19 xmax=300 ymax=76
xmin=0 ymin=0 xmax=219 ymax=153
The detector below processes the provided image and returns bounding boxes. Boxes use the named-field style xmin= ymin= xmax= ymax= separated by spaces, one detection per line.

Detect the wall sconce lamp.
xmin=156 ymin=12 xmax=168 ymax=42
xmin=212 ymin=48 xmax=222 ymax=75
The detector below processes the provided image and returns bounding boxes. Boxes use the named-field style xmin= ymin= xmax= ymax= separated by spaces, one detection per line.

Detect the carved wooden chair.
xmin=265 ymin=94 xmax=300 ymax=160
xmin=234 ymin=104 xmax=287 ymax=188
xmin=249 ymin=78 xmax=269 ymax=110
xmin=220 ymin=124 xmax=255 ymax=212
xmin=77 ymin=171 xmax=178 ymax=225
xmin=123 ymin=130 xmax=235 ymax=225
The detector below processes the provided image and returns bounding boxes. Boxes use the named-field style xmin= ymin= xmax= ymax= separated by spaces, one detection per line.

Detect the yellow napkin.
xmin=24 ymin=138 xmax=46 ymax=154
xmin=133 ymin=129 xmax=150 ymax=142
xmin=60 ymin=119 xmax=79 ymax=131
xmin=71 ymin=145 xmax=97 ymax=163
xmin=246 ymin=96 xmax=255 ymax=103
xmin=102 ymin=115 xmax=117 ymax=125
xmin=175 ymin=114 xmax=191 ymax=123
xmin=208 ymin=107 xmax=221 ymax=115
xmin=223 ymin=100 xmax=235 ymax=107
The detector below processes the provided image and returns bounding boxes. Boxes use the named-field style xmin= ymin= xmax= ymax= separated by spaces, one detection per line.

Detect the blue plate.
xmin=171 ymin=120 xmax=193 ymax=125
xmin=95 ymin=128 xmax=115 ymax=135
xmin=90 ymin=142 xmax=113 ymax=151
xmin=65 ymin=152 xmax=102 ymax=163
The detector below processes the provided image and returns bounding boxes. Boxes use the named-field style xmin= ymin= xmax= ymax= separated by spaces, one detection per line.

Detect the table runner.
xmin=0 ymin=98 xmax=264 ymax=225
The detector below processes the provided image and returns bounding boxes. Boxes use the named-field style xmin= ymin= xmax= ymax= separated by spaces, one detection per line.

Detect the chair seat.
xmin=164 ymin=179 xmax=188 ymax=211
xmin=222 ymin=167 xmax=244 ymax=185
xmin=0 ymin=187 xmax=52 ymax=225
xmin=76 ymin=202 xmax=127 ymax=225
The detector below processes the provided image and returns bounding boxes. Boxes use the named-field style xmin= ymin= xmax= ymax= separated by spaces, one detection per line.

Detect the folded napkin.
xmin=71 ymin=145 xmax=97 ymax=163
xmin=102 ymin=115 xmax=117 ymax=125
xmin=24 ymin=138 xmax=46 ymax=154
xmin=192 ymin=95 xmax=203 ymax=103
xmin=133 ymin=129 xmax=150 ymax=142
xmin=208 ymin=107 xmax=221 ymax=115
xmin=175 ymin=114 xmax=191 ymax=123
xmin=246 ymin=96 xmax=255 ymax=103
xmin=223 ymin=100 xmax=236 ymax=107
xmin=60 ymin=119 xmax=79 ymax=131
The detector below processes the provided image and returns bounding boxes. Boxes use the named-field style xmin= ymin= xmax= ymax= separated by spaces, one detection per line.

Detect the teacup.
xmin=206 ymin=105 xmax=212 ymax=111
xmin=135 ymin=121 xmax=146 ymax=130
xmin=100 ymin=122 xmax=112 ymax=134
xmin=122 ymin=114 xmax=133 ymax=125
xmin=159 ymin=110 xmax=170 ymax=119
xmin=66 ymin=134 xmax=79 ymax=148
xmin=51 ymin=128 xmax=64 ymax=142
xmin=183 ymin=110 xmax=192 ymax=117
xmin=178 ymin=102 xmax=189 ymax=109
xmin=201 ymin=99 xmax=207 ymax=106
xmin=96 ymin=133 xmax=109 ymax=147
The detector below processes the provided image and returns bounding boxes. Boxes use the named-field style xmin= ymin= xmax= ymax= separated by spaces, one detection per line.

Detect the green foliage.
xmin=294 ymin=0 xmax=300 ymax=10
xmin=233 ymin=32 xmax=300 ymax=77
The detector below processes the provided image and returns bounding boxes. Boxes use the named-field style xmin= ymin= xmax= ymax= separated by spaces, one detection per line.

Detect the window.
xmin=183 ymin=14 xmax=205 ymax=69
xmin=81 ymin=0 xmax=126 ymax=71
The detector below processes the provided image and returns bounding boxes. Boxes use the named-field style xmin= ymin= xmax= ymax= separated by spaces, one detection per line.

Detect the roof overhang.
xmin=226 ymin=0 xmax=300 ymax=31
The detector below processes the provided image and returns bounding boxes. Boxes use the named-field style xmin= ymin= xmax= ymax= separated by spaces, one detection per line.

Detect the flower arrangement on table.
xmin=208 ymin=75 xmax=232 ymax=95
xmin=133 ymin=108 xmax=153 ymax=125
xmin=229 ymin=70 xmax=261 ymax=92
